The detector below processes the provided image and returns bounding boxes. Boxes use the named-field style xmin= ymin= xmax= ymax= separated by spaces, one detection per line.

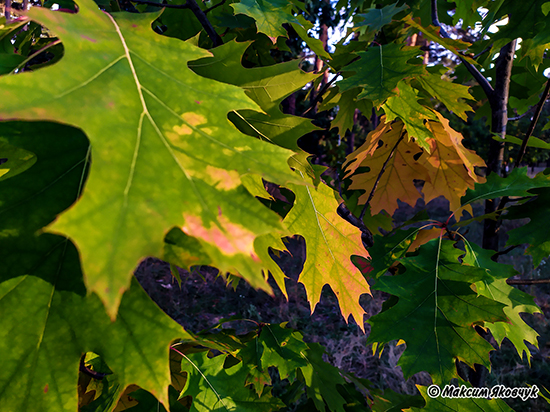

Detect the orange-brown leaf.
xmin=344 ymin=119 xmax=428 ymax=215
xmin=420 ymin=114 xmax=486 ymax=212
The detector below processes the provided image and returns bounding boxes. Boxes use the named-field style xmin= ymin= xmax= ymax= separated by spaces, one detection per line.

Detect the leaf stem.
xmin=204 ymin=0 xmax=226 ymax=14
xmin=358 ymin=130 xmax=405 ymax=221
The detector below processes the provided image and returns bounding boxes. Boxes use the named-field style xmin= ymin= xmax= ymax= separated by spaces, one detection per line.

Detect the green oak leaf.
xmin=0 ymin=233 xmax=189 ymax=412
xmin=361 ymin=228 xmax=419 ymax=279
xmin=382 ymin=80 xmax=436 ymax=150
xmin=338 ymin=43 xmax=426 ymax=106
xmin=506 ymin=187 xmax=550 ymax=267
xmin=415 ymin=71 xmax=474 ymax=121
xmin=290 ymin=15 xmax=331 ymax=60
xmin=188 ymin=40 xmax=318 ymax=175
xmin=355 ymin=2 xmax=408 ymax=35
xmin=410 ymin=385 xmax=514 ymax=412
xmin=0 ymin=2 xmax=299 ymax=317
xmin=300 ymin=343 xmax=348 ymax=412
xmin=284 ymin=171 xmax=371 ymax=329
xmin=461 ymin=167 xmax=550 ymax=207
xmin=490 ymin=0 xmax=550 ymax=48
xmin=180 ymin=351 xmax=284 ymax=411
xmin=321 ymin=87 xmax=373 ymax=135
xmin=188 ymin=40 xmax=317 ymax=112
xmin=231 ymin=0 xmax=300 ymax=43
xmin=367 ymin=239 xmax=507 ymax=383
xmin=463 ymin=243 xmax=541 ymax=361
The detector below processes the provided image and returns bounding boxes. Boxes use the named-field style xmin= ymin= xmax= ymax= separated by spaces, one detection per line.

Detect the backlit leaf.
xmin=0 ymin=2 xmax=298 ymax=316
xmin=344 ymin=119 xmax=429 ymax=215
xmin=368 ymin=239 xmax=507 ymax=383
xmin=230 ymin=0 xmax=300 ymax=43
xmin=284 ymin=171 xmax=371 ymax=328
xmin=338 ymin=43 xmax=426 ymax=106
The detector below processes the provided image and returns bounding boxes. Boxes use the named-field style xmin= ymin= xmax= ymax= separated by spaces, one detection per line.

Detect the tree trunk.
xmin=482 ymin=40 xmax=516 ymax=253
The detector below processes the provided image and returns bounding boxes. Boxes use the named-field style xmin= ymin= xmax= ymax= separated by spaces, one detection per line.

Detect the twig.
xmin=508 ymin=102 xmax=546 ymax=122
xmin=473 ymin=46 xmax=491 ymax=59
xmin=359 ymin=131 xmax=406 ymax=221
xmin=491 ymin=244 xmax=521 ymax=258
xmin=186 ymin=0 xmax=223 ymax=47
xmin=204 ymin=0 xmax=225 ymax=13
xmin=507 ymin=279 xmax=550 ymax=285
xmin=302 ymin=71 xmax=340 ymax=116
xmin=129 ymin=0 xmax=190 ymax=9
xmin=431 ymin=0 xmax=494 ymax=99
xmin=513 ymin=77 xmax=550 ymax=168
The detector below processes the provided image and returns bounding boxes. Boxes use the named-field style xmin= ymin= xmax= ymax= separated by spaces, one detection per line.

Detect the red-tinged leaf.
xmin=0 ymin=2 xmax=299 ymax=317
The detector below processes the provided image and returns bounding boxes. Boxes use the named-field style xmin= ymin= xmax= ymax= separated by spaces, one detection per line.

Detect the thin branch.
xmin=204 ymin=0 xmax=226 ymax=13
xmin=302 ymin=71 xmax=340 ymax=116
xmin=186 ymin=0 xmax=223 ymax=47
xmin=507 ymin=279 xmax=550 ymax=285
xmin=513 ymin=77 xmax=550 ymax=168
xmin=473 ymin=45 xmax=491 ymax=59
xmin=491 ymin=244 xmax=521 ymax=258
xmin=507 ymin=100 xmax=548 ymax=122
xmin=359 ymin=131 xmax=406 ymax=221
xmin=431 ymin=0 xmax=494 ymax=99
xmin=129 ymin=0 xmax=190 ymax=8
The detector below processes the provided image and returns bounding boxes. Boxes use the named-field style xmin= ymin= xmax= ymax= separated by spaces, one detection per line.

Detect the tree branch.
xmin=507 ymin=278 xmax=550 ymax=285
xmin=130 ymin=0 xmax=190 ymax=9
xmin=302 ymin=71 xmax=340 ymax=116
xmin=431 ymin=0 xmax=494 ymax=99
xmin=359 ymin=130 xmax=405 ymax=221
xmin=204 ymin=0 xmax=226 ymax=13
xmin=185 ymin=0 xmax=223 ymax=47
xmin=513 ymin=77 xmax=550 ymax=168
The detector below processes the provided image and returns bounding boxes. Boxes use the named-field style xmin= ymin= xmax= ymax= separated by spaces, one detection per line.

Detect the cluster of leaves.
xmin=1 ymin=0 xmax=550 ymax=411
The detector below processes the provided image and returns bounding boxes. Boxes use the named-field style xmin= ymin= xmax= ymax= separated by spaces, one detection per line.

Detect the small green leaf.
xmin=382 ymin=80 xmax=436 ymax=150
xmin=461 ymin=167 xmax=550 ymax=207
xmin=180 ymin=351 xmax=284 ymax=411
xmin=355 ymin=2 xmax=408 ymax=35
xmin=416 ymin=71 xmax=474 ymax=121
xmin=338 ymin=44 xmax=426 ymax=106
xmin=231 ymin=0 xmax=300 ymax=43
